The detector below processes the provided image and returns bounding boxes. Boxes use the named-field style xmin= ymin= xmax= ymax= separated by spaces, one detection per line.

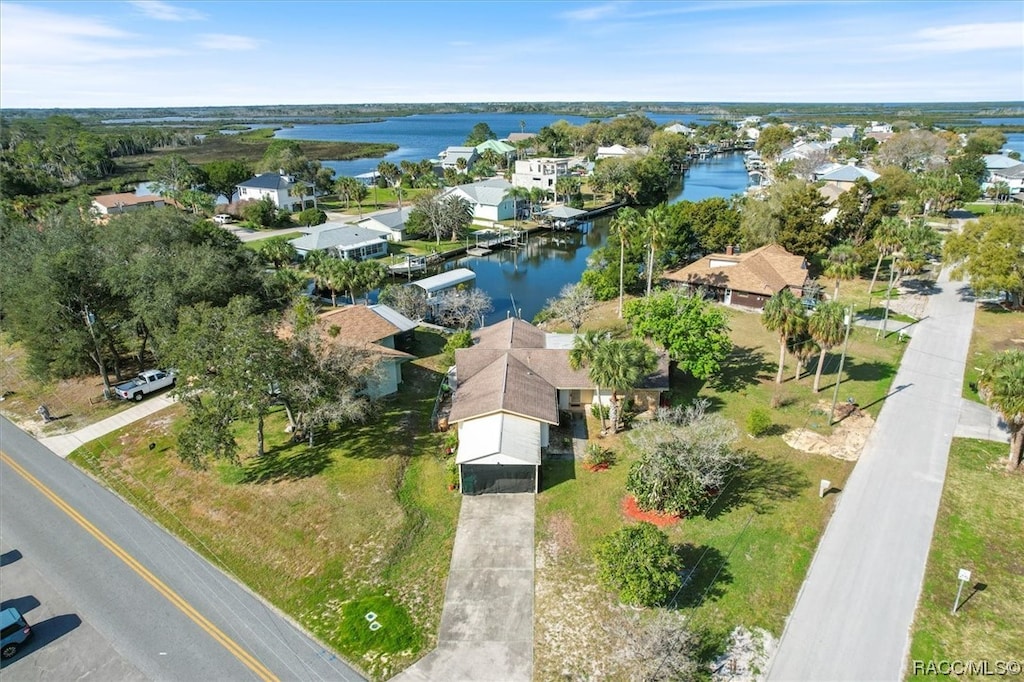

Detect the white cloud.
xmin=196 ymin=34 xmax=260 ymax=51
xmin=900 ymin=22 xmax=1024 ymax=53
xmin=560 ymin=2 xmax=623 ymax=22
xmin=0 ymin=3 xmax=182 ymax=65
xmin=128 ymin=0 xmax=205 ymax=22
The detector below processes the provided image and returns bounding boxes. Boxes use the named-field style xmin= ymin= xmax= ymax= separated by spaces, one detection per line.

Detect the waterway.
xmin=274 ymin=111 xmax=717 ymax=177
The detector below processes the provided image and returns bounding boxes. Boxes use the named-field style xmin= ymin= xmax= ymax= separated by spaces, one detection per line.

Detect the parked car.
xmin=213 ymin=214 xmax=233 ymax=225
xmin=1 ymin=607 xmax=32 ymax=659
xmin=113 ymin=369 xmax=176 ymax=402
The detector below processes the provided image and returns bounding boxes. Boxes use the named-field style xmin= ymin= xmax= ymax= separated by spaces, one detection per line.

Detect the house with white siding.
xmin=442 ymin=178 xmax=515 ymax=222
xmin=236 ymin=172 xmax=313 ymax=211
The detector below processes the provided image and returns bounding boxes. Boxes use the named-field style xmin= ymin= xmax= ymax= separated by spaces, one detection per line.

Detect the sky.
xmin=1 ymin=0 xmax=1022 ymax=109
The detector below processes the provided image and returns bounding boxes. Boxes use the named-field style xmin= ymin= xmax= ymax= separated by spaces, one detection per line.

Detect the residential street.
xmin=768 ymin=269 xmax=978 ymax=681
xmin=0 ymin=415 xmax=364 ymax=681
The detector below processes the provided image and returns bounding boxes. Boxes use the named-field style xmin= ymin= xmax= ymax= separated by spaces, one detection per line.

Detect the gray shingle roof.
xmin=446 ymin=178 xmax=512 ymax=207
xmin=289 ymin=227 xmax=385 ymax=252
xmin=237 ymin=172 xmax=296 ymax=190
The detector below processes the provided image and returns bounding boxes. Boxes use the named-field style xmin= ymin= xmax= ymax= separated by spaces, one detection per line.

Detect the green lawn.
xmin=535 ymin=301 xmax=907 ymax=673
xmin=69 ymin=329 xmax=459 ymax=681
xmin=907 ymin=438 xmax=1024 ymax=681
xmin=961 ymin=303 xmax=1024 ymax=403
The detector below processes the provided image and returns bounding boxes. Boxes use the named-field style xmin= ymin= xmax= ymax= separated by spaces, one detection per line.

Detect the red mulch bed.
xmin=586 ymin=462 xmax=610 ymax=472
xmin=621 ymin=495 xmax=681 ymax=527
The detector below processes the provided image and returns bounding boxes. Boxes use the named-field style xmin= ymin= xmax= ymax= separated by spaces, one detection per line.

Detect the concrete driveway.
xmin=393 ymin=494 xmax=534 ymax=682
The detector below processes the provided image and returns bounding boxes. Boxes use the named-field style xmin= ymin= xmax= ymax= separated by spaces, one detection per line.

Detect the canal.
xmin=449 ymin=152 xmax=751 ymax=325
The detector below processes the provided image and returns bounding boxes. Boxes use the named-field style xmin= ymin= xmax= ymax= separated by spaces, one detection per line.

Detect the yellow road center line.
xmin=1 ymin=451 xmax=278 ymax=682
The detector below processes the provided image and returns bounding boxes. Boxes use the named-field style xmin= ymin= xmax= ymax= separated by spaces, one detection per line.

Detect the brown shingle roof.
xmin=664 ymin=244 xmax=808 ymax=297
xmin=92 ymin=192 xmax=165 ymax=208
xmin=448 ymin=353 xmax=558 ymax=424
xmin=472 ymin=318 xmax=547 ymax=349
xmin=317 ymin=306 xmax=402 ymax=344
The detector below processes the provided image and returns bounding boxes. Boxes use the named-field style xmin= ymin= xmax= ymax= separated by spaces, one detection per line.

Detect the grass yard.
xmin=907 ymin=439 xmax=1024 ymax=680
xmin=68 ymin=329 xmax=459 ymax=681
xmin=961 ymin=303 xmax=1024 ymax=403
xmin=534 ymin=299 xmax=907 ymax=676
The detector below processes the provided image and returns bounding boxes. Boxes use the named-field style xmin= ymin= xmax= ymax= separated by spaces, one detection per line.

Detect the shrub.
xmin=626 ymin=399 xmax=742 ymax=516
xmin=584 ymin=443 xmax=615 ymax=469
xmin=441 ymin=329 xmax=473 ymax=368
xmin=591 ymin=403 xmax=610 ymax=419
xmin=594 ymin=522 xmax=681 ymax=606
xmin=746 ymin=408 xmax=773 ymax=437
xmin=296 ymin=207 xmax=327 ymax=226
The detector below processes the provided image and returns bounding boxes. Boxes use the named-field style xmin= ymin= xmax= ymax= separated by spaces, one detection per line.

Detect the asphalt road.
xmin=0 ymin=415 xmax=365 ymax=681
xmin=768 ymin=271 xmax=977 ymax=681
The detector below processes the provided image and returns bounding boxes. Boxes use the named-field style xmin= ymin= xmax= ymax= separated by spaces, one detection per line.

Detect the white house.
xmin=596 ymin=144 xmax=647 ymax=159
xmin=351 ymin=207 xmax=413 ymax=242
xmin=664 ymin=123 xmax=695 ymax=135
xmin=236 ymin=172 xmax=313 ymax=211
xmin=985 ymin=163 xmax=1024 ymax=195
xmin=440 ymin=146 xmax=479 ymax=171
xmin=442 ymin=178 xmax=515 ymax=222
xmin=814 ymin=163 xmax=880 ymax=189
xmin=289 ymin=225 xmax=388 ymax=260
xmin=511 ymin=157 xmax=571 ymax=193
xmin=91 ymin=192 xmax=168 ymax=216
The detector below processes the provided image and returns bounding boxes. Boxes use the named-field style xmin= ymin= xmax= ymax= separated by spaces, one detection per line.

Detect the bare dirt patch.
xmin=782 ymin=402 xmax=875 ymax=460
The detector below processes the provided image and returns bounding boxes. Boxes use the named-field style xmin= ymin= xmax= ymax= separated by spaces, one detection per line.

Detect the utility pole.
xmin=829 ymin=306 xmax=853 ymax=425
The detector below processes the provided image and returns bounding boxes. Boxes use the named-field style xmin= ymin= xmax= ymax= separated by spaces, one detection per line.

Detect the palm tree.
xmin=788 ymin=325 xmax=815 ymax=382
xmin=762 ymin=289 xmax=806 ymax=384
xmin=808 ymin=301 xmax=848 ymax=393
xmin=868 ymin=217 xmax=905 ymax=308
xmin=529 ymin=187 xmax=548 ymax=215
xmin=823 ymin=242 xmax=861 ymax=300
xmin=506 ymin=186 xmax=531 ymax=229
xmin=598 ymin=339 xmax=657 ymax=430
xmin=569 ymin=331 xmax=609 ymax=432
xmin=641 ymin=204 xmax=672 ymax=296
xmin=978 ymin=349 xmax=1024 ymax=471
xmin=610 ymin=207 xmax=641 ymax=318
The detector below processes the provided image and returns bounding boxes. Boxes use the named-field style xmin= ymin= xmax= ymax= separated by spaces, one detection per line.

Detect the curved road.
xmin=0 ymin=415 xmax=364 ymax=681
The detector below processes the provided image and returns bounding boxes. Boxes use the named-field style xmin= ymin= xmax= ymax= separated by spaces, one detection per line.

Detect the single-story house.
xmin=289 ymin=225 xmax=388 ymax=261
xmin=664 ymin=123 xmax=695 ymax=135
xmin=448 ymin=318 xmax=669 ymax=494
xmin=91 ymin=192 xmax=168 ymax=216
xmin=986 ymin=163 xmax=1024 ymax=195
xmin=663 ymin=243 xmax=811 ymax=310
xmin=440 ymin=146 xmax=479 ymax=171
xmin=814 ymin=163 xmax=880 ymax=190
xmin=351 ymin=207 xmax=412 ymax=242
xmin=830 ymin=126 xmax=857 ymax=143
xmin=296 ymin=304 xmax=416 ymax=399
xmin=596 ymin=144 xmax=647 ymax=159
xmin=475 ymin=139 xmax=517 ymax=164
xmin=236 ymin=172 xmax=313 ymax=211
xmin=442 ymin=178 xmax=515 ymax=222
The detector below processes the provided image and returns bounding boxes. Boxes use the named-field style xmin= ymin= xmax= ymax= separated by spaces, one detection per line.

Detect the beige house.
xmin=305 ymin=304 xmax=417 ymax=399
xmin=664 ymin=244 xmax=810 ymax=310
xmin=448 ymin=319 xmax=669 ymax=494
xmin=91 ymin=192 xmax=168 ymax=216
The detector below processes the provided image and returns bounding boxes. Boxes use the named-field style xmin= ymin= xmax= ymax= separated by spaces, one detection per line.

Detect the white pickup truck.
xmin=114 ymin=369 xmax=175 ymax=401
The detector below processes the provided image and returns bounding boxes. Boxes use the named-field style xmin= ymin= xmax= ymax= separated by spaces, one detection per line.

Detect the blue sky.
xmin=1 ymin=1 xmax=1022 ymax=108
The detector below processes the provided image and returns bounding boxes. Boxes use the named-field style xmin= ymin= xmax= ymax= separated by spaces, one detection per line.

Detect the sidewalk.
xmin=38 ymin=395 xmax=176 ymax=458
